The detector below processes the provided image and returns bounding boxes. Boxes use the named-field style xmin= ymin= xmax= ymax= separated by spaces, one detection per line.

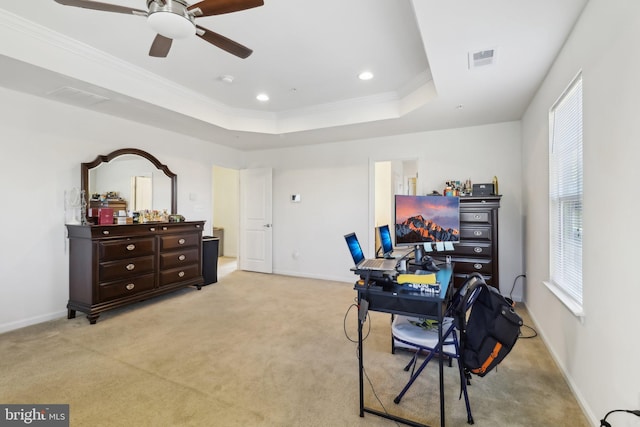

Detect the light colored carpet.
xmin=0 ymin=267 xmax=589 ymax=426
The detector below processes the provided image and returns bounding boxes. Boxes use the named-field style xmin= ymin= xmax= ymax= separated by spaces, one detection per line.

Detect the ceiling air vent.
xmin=46 ymin=86 xmax=110 ymax=107
xmin=468 ymin=49 xmax=496 ymax=69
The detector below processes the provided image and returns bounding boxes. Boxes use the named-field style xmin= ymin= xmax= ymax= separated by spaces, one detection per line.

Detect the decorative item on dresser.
xmin=66 ymin=221 xmax=205 ymax=324
xmin=66 ymin=148 xmax=205 ymax=324
xmin=434 ymin=195 xmax=501 ymax=291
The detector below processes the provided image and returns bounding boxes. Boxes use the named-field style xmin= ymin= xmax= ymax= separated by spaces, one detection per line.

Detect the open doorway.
xmin=373 ymin=159 xmax=418 ymax=253
xmin=212 ymin=166 xmax=240 ymax=278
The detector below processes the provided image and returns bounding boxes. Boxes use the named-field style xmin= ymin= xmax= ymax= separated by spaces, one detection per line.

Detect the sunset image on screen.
xmin=395 ymin=195 xmax=460 ymax=243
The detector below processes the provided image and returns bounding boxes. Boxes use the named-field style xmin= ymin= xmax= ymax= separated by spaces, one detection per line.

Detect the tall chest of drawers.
xmin=66 ymin=221 xmax=205 ymax=324
xmin=437 ymin=196 xmax=501 ymax=291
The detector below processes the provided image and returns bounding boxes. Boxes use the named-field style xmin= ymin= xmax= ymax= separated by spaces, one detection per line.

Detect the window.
xmin=547 ymin=73 xmax=583 ymax=315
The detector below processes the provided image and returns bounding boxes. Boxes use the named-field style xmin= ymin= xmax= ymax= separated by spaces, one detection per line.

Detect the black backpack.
xmin=455 ymin=274 xmax=523 ymax=377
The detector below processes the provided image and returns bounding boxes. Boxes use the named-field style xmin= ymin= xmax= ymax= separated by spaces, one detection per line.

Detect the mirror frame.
xmin=81 ymin=148 xmax=177 ymax=215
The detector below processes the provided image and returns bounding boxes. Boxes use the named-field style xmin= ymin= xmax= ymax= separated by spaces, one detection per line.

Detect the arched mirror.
xmin=81 ymin=148 xmax=177 ymax=221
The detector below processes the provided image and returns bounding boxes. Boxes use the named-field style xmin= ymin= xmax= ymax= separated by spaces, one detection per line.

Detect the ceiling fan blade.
xmin=195 ymin=25 xmax=253 ymax=58
xmin=54 ymin=0 xmax=147 ymax=16
xmin=188 ymin=0 xmax=264 ymax=17
xmin=149 ymin=34 xmax=173 ymax=58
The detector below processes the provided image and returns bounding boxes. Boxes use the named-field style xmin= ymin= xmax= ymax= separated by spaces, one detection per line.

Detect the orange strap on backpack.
xmin=471 ymin=342 xmax=503 ymax=375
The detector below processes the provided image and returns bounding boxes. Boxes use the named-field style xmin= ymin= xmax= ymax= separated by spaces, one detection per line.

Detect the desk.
xmin=355 ymin=264 xmax=453 ymax=427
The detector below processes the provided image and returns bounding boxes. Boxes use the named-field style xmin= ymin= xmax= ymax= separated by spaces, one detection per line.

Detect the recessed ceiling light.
xmin=256 ymin=93 xmax=270 ymax=102
xmin=358 ymin=71 xmax=374 ymax=81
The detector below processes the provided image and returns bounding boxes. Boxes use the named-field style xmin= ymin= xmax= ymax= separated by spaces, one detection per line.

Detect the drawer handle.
xmin=102 ymin=230 xmax=110 ymax=235
xmin=178 ymin=271 xmax=185 ymax=278
xmin=126 ymin=244 xmax=135 ymax=251
xmin=474 ymin=214 xmax=481 ymax=220
xmin=196 ymin=224 xmax=201 ymax=228
xmin=474 ymin=247 xmax=483 ymax=253
xmin=178 ymin=238 xmax=186 ymax=245
xmin=178 ymin=255 xmax=186 ymax=261
xmin=126 ymin=283 xmax=135 ymax=290
xmin=474 ymin=263 xmax=482 ymax=270
xmin=474 ymin=231 xmax=482 ymax=236
xmin=162 ymin=226 xmax=168 ymax=230
xmin=149 ymin=227 xmax=156 ymax=232
xmin=126 ymin=263 xmax=135 ymax=271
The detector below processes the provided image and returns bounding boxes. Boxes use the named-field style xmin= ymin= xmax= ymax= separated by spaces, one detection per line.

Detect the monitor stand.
xmin=414 ymin=244 xmax=424 ymax=264
xmin=410 ymin=244 xmax=440 ymax=272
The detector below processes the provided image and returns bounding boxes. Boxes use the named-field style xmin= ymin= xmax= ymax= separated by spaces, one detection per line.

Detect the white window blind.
xmin=549 ymin=73 xmax=583 ymax=308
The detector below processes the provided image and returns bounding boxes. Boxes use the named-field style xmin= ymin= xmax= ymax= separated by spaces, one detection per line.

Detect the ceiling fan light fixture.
xmin=147 ymin=0 xmax=195 ymax=39
xmin=148 ymin=12 xmax=195 ymax=39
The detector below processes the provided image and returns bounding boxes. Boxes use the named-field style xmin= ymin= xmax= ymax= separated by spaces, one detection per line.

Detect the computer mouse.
xmin=424 ymin=259 xmax=440 ymax=272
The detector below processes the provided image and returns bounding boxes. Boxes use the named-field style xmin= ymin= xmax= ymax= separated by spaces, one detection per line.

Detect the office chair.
xmin=391 ymin=273 xmax=485 ymax=425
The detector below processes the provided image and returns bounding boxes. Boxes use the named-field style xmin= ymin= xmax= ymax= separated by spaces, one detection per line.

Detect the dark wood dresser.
xmin=66 ymin=221 xmax=205 ymax=324
xmin=435 ymin=196 xmax=501 ymax=291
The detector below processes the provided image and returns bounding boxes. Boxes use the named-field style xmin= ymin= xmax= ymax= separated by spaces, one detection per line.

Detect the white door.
xmin=239 ymin=168 xmax=273 ymax=273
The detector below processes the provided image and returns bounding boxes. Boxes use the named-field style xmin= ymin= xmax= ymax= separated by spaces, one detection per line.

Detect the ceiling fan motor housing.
xmin=146 ymin=0 xmax=196 ymax=39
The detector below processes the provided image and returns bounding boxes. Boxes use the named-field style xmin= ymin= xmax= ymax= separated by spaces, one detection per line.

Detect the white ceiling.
xmin=0 ymin=0 xmax=587 ymax=151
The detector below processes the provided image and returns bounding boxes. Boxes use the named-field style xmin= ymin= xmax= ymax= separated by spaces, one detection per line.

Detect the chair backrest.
xmin=445 ymin=272 xmax=484 ymax=318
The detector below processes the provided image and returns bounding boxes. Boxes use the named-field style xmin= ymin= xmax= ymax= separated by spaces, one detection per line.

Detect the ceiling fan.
xmin=53 ymin=0 xmax=264 ymax=58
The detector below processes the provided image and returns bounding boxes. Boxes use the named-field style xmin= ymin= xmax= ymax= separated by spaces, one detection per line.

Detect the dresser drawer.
xmin=99 ymin=237 xmax=155 ymax=261
xmin=98 ymin=273 xmax=156 ymax=302
xmin=459 ymin=226 xmax=492 ymax=241
xmin=160 ymin=248 xmax=200 ymax=270
xmin=159 ymin=264 xmax=201 ymax=287
xmin=156 ymin=222 xmax=204 ymax=233
xmin=451 ymin=257 xmax=493 ymax=275
xmin=453 ymin=273 xmax=494 ymax=289
xmin=160 ymin=233 xmax=200 ymax=251
xmin=460 ymin=211 xmax=492 ymax=224
xmin=450 ymin=241 xmax=493 ymax=257
xmin=99 ymin=256 xmax=155 ymax=282
xmin=91 ymin=224 xmax=165 ymax=238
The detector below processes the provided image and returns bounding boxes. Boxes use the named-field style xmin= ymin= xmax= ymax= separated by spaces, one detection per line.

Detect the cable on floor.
xmin=508 ymin=274 xmax=538 ymax=339
xmin=600 ymin=409 xmax=640 ymax=427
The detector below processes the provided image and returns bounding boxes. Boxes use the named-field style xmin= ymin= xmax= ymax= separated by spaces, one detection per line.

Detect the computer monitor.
xmin=394 ymin=195 xmax=460 ymax=259
xmin=377 ymin=224 xmax=394 ymax=257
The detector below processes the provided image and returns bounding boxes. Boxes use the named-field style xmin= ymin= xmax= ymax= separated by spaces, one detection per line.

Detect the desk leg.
xmin=358 ymin=296 xmax=364 ymax=417
xmin=438 ymin=304 xmax=445 ymax=427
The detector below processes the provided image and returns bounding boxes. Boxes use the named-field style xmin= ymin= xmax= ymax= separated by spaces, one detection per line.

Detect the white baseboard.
xmin=0 ymin=310 xmax=67 ymax=334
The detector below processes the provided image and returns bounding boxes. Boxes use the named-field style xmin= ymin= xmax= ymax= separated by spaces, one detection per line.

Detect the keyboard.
xmin=360 ymin=258 xmax=386 ymax=268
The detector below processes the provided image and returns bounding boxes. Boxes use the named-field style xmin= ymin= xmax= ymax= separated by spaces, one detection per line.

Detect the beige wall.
xmin=522 ymin=0 xmax=640 ymax=424
xmin=0 ymin=87 xmax=243 ymax=332
xmin=245 ymin=121 xmax=524 ymax=285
